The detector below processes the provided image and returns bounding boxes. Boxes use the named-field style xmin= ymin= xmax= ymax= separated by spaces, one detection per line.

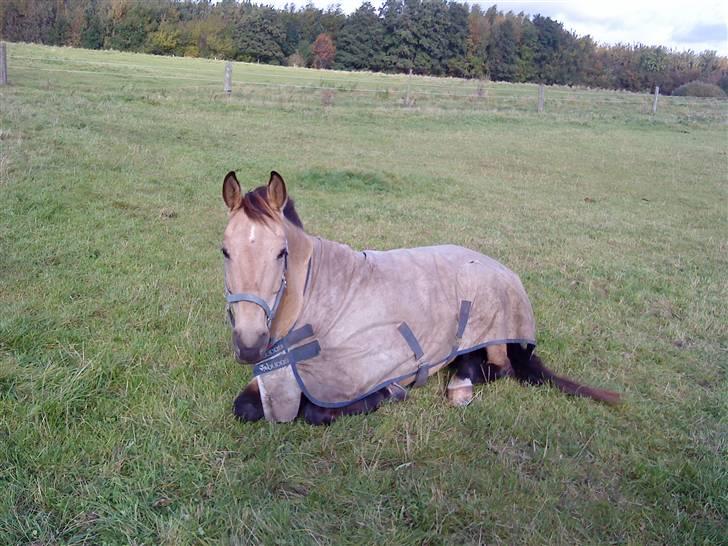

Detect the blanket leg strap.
xmin=450 ymin=300 xmax=472 ymax=356
xmin=413 ymin=364 xmax=429 ymax=388
xmin=397 ymin=322 xmax=429 ymax=388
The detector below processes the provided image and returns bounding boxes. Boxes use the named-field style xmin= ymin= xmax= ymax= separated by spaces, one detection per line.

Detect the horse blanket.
xmin=254 ymin=238 xmax=537 ymax=422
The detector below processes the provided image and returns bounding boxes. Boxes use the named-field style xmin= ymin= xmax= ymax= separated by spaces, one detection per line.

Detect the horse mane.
xmin=239 ymin=186 xmax=304 ymax=229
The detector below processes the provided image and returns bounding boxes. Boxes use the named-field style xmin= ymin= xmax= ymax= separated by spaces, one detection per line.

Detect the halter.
xmin=224 ymin=242 xmax=288 ymax=330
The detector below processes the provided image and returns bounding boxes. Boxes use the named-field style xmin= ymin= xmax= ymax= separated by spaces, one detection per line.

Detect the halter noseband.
xmin=225 ymin=243 xmax=288 ymax=330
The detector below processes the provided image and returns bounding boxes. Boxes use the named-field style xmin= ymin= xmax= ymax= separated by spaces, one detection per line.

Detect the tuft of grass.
xmin=297 ymin=169 xmax=399 ymax=194
xmin=0 ymin=43 xmax=726 ymax=545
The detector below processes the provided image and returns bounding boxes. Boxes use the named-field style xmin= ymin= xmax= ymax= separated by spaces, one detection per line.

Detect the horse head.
xmin=221 ymin=170 xmax=302 ymax=362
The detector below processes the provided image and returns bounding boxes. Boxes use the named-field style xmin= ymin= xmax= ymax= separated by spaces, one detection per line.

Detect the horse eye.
xmin=221 ymin=247 xmax=230 ymax=259
xmin=277 ymin=248 xmax=287 ymax=259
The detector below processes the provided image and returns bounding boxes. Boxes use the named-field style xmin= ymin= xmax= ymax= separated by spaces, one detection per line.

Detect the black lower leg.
xmin=452 ymin=350 xmax=486 ymax=383
xmin=232 ymin=381 xmax=264 ymax=422
xmin=452 ymin=348 xmax=512 ymax=384
xmin=301 ymin=387 xmax=392 ymax=426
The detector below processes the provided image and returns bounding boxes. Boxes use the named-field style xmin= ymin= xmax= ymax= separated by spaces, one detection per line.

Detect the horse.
xmin=221 ymin=171 xmax=620 ymax=425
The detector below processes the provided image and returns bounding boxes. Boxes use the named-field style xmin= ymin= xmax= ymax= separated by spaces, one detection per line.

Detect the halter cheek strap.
xmin=226 ymin=290 xmax=281 ymax=326
xmin=225 ymin=244 xmax=288 ymax=330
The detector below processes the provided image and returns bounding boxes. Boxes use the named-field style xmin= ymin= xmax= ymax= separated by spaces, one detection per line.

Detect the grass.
xmin=1 ymin=43 xmax=727 ymax=544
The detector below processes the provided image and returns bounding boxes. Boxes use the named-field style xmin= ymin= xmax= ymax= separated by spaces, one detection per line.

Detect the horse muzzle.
xmin=232 ymin=330 xmax=269 ymax=363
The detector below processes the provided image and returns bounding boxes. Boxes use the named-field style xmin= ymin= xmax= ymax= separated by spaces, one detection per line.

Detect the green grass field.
xmin=1 ymin=43 xmax=726 ymax=544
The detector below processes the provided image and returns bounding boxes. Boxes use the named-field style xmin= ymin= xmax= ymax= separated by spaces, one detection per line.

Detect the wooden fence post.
xmin=224 ymin=61 xmax=232 ymax=95
xmin=0 ymin=42 xmax=8 ymax=86
xmin=652 ymin=85 xmax=659 ymax=114
xmin=537 ymin=84 xmax=545 ymax=113
xmin=476 ymin=78 xmax=487 ymax=99
xmin=405 ymin=68 xmax=413 ymax=107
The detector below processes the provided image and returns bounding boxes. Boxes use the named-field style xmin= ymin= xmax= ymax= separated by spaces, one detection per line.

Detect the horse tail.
xmin=507 ymin=343 xmax=621 ymax=405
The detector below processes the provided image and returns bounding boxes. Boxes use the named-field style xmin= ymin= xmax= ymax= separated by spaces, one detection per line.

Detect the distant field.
xmin=1 ymin=43 xmax=726 ymax=544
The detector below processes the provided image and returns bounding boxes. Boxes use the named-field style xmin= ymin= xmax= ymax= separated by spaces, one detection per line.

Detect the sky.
xmin=264 ymin=0 xmax=728 ymax=55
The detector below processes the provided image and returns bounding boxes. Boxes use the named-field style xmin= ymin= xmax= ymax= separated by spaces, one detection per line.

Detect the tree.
xmin=336 ymin=2 xmax=384 ymax=71
xmin=108 ymin=3 xmax=159 ymax=52
xmin=279 ymin=7 xmax=302 ymax=57
xmin=532 ymin=15 xmax=564 ymax=84
xmin=444 ymin=2 xmax=469 ymax=76
xmin=380 ymin=0 xmax=417 ymax=73
xmin=148 ymin=20 xmax=180 ymax=54
xmin=320 ymin=5 xmax=345 ymax=36
xmin=0 ymin=0 xmax=57 ymax=44
xmin=80 ymin=0 xmax=105 ymax=49
xmin=312 ymin=32 xmax=335 ymax=69
xmin=174 ymin=14 xmax=234 ymax=59
xmin=298 ymin=2 xmax=325 ymax=44
xmin=488 ymin=16 xmax=518 ymax=81
xmin=234 ymin=7 xmax=285 ymax=64
xmin=515 ymin=15 xmax=537 ymax=82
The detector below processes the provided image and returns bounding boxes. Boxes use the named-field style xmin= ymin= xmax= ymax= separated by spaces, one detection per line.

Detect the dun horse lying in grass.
xmin=222 ymin=171 xmax=620 ymax=425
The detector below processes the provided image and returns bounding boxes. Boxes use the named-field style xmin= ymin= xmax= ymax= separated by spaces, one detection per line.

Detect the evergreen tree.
xmin=80 ymin=0 xmax=105 ymax=49
xmin=515 ymin=14 xmax=537 ymax=82
xmin=279 ymin=7 xmax=302 ymax=57
xmin=445 ymin=1 xmax=470 ymax=76
xmin=320 ymin=6 xmax=345 ymax=37
xmin=298 ymin=2 xmax=325 ymax=44
xmin=48 ymin=6 xmax=70 ymax=46
xmin=488 ymin=16 xmax=518 ymax=81
xmin=336 ymin=2 xmax=384 ymax=71
xmin=234 ymin=7 xmax=285 ymax=64
xmin=532 ymin=15 xmax=564 ymax=84
xmin=380 ymin=0 xmax=417 ymax=73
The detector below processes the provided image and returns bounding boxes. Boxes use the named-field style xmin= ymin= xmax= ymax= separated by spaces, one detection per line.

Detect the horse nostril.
xmin=232 ymin=330 xmax=269 ymax=363
xmin=235 ymin=347 xmax=261 ymax=363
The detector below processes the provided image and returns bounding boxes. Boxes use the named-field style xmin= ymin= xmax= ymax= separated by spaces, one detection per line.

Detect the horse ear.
xmin=267 ymin=171 xmax=288 ymax=211
xmin=223 ymin=171 xmax=242 ymax=210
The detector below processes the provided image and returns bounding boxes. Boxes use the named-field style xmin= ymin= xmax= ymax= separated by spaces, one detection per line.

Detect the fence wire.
xmin=8 ymin=53 xmax=728 ymax=124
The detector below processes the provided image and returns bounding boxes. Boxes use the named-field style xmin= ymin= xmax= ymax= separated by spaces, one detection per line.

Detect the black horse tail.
xmin=507 ymin=344 xmax=621 ymax=405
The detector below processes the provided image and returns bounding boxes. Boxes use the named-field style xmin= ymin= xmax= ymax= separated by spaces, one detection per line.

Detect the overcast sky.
xmin=265 ymin=0 xmax=728 ymax=55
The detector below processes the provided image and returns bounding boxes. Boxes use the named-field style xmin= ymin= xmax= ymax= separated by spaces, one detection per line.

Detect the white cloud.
xmin=543 ymin=0 xmax=728 ymax=54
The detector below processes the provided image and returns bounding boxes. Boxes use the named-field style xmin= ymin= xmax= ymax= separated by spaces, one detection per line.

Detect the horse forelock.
xmin=234 ymin=186 xmax=272 ymax=225
xmin=235 ymin=185 xmax=304 ymax=229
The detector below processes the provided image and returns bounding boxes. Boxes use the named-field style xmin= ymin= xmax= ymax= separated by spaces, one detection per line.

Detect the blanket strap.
xmin=264 ymin=324 xmax=315 ymax=358
xmin=397 ymin=322 xmax=429 ymax=387
xmin=451 ymin=300 xmax=472 ymax=354
xmin=253 ymin=324 xmax=318 ymax=376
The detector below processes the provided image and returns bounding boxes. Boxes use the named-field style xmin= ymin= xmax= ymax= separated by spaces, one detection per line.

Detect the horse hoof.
xmin=447 ymin=376 xmax=474 ymax=406
xmin=447 ymin=385 xmax=474 ymax=406
xmin=386 ymin=384 xmax=408 ymax=402
xmin=233 ymin=390 xmax=264 ymax=422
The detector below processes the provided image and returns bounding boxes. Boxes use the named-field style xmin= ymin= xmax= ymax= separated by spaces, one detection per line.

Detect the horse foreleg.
xmin=482 ymin=344 xmax=514 ymax=379
xmin=447 ymin=350 xmax=482 ymax=406
xmin=447 ymin=346 xmax=513 ymax=406
xmin=301 ymin=385 xmax=404 ymax=426
xmin=232 ymin=377 xmax=264 ymax=422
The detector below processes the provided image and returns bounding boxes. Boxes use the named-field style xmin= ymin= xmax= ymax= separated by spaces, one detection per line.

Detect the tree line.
xmin=2 ymin=0 xmax=727 ymax=95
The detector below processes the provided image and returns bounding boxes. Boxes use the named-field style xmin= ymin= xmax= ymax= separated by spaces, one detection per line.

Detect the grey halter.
xmin=225 ymin=243 xmax=288 ymax=330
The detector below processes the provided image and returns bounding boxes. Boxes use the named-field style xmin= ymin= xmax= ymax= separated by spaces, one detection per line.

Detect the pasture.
xmin=1 ymin=43 xmax=726 ymax=544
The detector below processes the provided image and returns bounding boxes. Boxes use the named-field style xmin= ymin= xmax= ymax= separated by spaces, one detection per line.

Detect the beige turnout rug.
xmin=253 ymin=237 xmax=537 ymax=422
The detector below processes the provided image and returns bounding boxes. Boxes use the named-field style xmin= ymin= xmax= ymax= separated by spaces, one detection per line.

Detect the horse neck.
xmin=270 ymin=220 xmax=314 ymax=340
